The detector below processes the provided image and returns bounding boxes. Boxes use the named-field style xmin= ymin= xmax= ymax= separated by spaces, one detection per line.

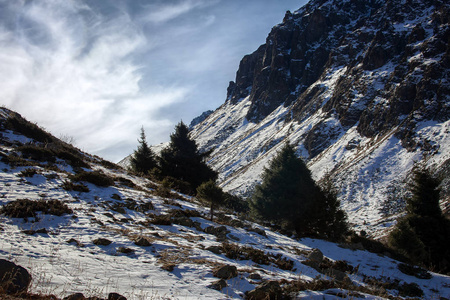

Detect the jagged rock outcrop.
xmin=191 ymin=0 xmax=450 ymax=236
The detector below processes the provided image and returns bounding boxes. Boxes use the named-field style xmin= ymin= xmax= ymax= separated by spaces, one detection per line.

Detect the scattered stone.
xmin=67 ymin=238 xmax=84 ymax=247
xmin=108 ymin=292 xmax=127 ymax=300
xmin=208 ymin=279 xmax=227 ymax=291
xmin=324 ymin=268 xmax=351 ymax=283
xmin=248 ymin=273 xmax=262 ymax=280
xmin=192 ymin=221 xmax=203 ymax=231
xmin=248 ymin=227 xmax=267 ymax=237
xmin=398 ymin=263 xmax=432 ymax=279
xmin=0 ymin=259 xmax=32 ymax=294
xmin=103 ymin=212 xmax=114 ymax=218
xmin=229 ymin=219 xmax=244 ymax=228
xmin=204 ymin=225 xmax=230 ymax=237
xmin=213 ymin=265 xmax=238 ymax=279
xmin=228 ymin=234 xmax=240 ymax=241
xmin=117 ymin=247 xmax=134 ymax=255
xmin=173 ymin=216 xmax=194 ymax=227
xmin=134 ymin=237 xmax=151 ymax=247
xmin=245 ymin=280 xmax=282 ymax=300
xmin=111 ymin=194 xmax=121 ymax=200
xmin=92 ymin=238 xmax=112 ymax=246
xmin=206 ymin=245 xmax=222 ymax=254
xmin=161 ymin=263 xmax=176 ymax=272
xmin=63 ymin=293 xmax=85 ymax=300
xmin=339 ymin=242 xmax=364 ymax=251
xmin=36 ymin=228 xmax=48 ymax=234
xmin=307 ymin=248 xmax=323 ymax=263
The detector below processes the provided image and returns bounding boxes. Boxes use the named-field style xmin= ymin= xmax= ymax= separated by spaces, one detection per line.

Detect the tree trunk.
xmin=210 ymin=203 xmax=214 ymax=221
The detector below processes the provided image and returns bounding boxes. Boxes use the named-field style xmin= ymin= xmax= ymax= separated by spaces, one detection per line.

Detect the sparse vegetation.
xmin=3 ymin=113 xmax=56 ymax=143
xmin=61 ymin=180 xmax=90 ymax=193
xmin=69 ymin=170 xmax=115 ymax=187
xmin=0 ymin=198 xmax=72 ymax=219
xmin=18 ymin=168 xmax=39 ymax=177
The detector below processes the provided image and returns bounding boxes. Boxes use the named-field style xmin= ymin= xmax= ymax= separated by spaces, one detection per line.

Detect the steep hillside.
xmin=190 ymin=0 xmax=450 ymax=237
xmin=2 ymin=109 xmax=450 ymax=299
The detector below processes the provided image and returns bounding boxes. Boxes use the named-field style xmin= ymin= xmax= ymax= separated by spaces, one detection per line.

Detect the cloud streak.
xmin=0 ymin=0 xmax=304 ymax=162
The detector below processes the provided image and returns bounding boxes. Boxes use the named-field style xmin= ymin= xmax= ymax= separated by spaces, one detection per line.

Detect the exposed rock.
xmin=134 ymin=237 xmax=151 ymax=247
xmin=245 ymin=280 xmax=282 ymax=300
xmin=307 ymin=248 xmax=324 ymax=263
xmin=207 ymin=279 xmax=227 ymax=291
xmin=206 ymin=245 xmax=222 ymax=255
xmin=189 ymin=0 xmax=450 ymax=236
xmin=212 ymin=265 xmax=238 ymax=279
xmin=92 ymin=238 xmax=112 ymax=246
xmin=204 ymin=225 xmax=230 ymax=241
xmin=248 ymin=273 xmax=262 ymax=280
xmin=108 ymin=292 xmax=127 ymax=300
xmin=22 ymin=228 xmax=48 ymax=235
xmin=189 ymin=110 xmax=214 ymax=129
xmin=324 ymin=268 xmax=351 ymax=283
xmin=172 ymin=216 xmax=194 ymax=227
xmin=248 ymin=227 xmax=267 ymax=237
xmin=67 ymin=238 xmax=84 ymax=247
xmin=0 ymin=259 xmax=32 ymax=294
xmin=63 ymin=292 xmax=85 ymax=300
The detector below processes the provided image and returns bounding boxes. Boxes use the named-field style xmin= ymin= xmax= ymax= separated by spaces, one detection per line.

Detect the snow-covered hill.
xmin=190 ymin=0 xmax=450 ymax=237
xmin=2 ymin=108 xmax=449 ymax=299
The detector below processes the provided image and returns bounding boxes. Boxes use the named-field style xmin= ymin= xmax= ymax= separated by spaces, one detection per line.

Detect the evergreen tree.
xmin=130 ymin=127 xmax=157 ymax=175
xmin=251 ymin=143 xmax=315 ymax=233
xmin=197 ymin=180 xmax=224 ymax=221
xmin=250 ymin=143 xmax=348 ymax=240
xmin=250 ymin=143 xmax=347 ymax=239
xmin=159 ymin=121 xmax=217 ymax=192
xmin=389 ymin=166 xmax=450 ymax=273
xmin=307 ymin=175 xmax=348 ymax=240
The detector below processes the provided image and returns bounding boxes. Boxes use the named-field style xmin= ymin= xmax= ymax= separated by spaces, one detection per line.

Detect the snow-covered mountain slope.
xmin=2 ymin=109 xmax=450 ymax=299
xmin=190 ymin=0 xmax=450 ymax=237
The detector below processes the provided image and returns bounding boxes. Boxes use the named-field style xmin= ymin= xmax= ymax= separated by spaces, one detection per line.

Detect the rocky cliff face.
xmin=191 ymin=0 xmax=450 ymax=236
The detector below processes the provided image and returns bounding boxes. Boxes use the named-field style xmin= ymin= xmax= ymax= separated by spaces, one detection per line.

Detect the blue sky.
xmin=0 ymin=0 xmax=306 ymax=162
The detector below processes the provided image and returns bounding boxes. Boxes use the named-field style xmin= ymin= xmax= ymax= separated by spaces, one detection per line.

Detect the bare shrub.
xmin=1 ymin=198 xmax=72 ymax=219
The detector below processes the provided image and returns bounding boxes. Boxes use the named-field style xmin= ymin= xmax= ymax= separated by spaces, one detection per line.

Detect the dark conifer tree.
xmin=389 ymin=166 xmax=450 ymax=273
xmin=159 ymin=121 xmax=217 ymax=192
xmin=251 ymin=143 xmax=316 ymax=232
xmin=130 ymin=127 xmax=157 ymax=175
xmin=250 ymin=143 xmax=347 ymax=239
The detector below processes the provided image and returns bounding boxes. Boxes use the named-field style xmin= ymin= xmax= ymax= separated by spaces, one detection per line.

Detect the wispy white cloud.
xmin=142 ymin=0 xmax=219 ymax=24
xmin=0 ymin=0 xmax=304 ymax=162
xmin=0 ymin=0 xmax=191 ymax=161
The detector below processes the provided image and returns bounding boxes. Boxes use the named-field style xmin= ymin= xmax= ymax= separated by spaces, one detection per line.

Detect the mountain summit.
xmin=191 ymin=0 xmax=450 ymax=235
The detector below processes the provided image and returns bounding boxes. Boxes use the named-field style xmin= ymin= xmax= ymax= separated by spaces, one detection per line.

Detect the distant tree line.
xmin=131 ymin=128 xmax=349 ymax=240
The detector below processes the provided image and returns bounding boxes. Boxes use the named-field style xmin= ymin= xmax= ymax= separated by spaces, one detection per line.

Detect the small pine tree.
xmin=197 ymin=180 xmax=224 ymax=221
xmin=130 ymin=127 xmax=157 ymax=175
xmin=389 ymin=166 xmax=450 ymax=273
xmin=159 ymin=121 xmax=217 ymax=192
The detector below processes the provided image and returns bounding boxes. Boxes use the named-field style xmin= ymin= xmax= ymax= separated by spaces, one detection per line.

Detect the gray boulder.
xmin=0 ymin=259 xmax=32 ymax=294
xmin=213 ymin=265 xmax=238 ymax=279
